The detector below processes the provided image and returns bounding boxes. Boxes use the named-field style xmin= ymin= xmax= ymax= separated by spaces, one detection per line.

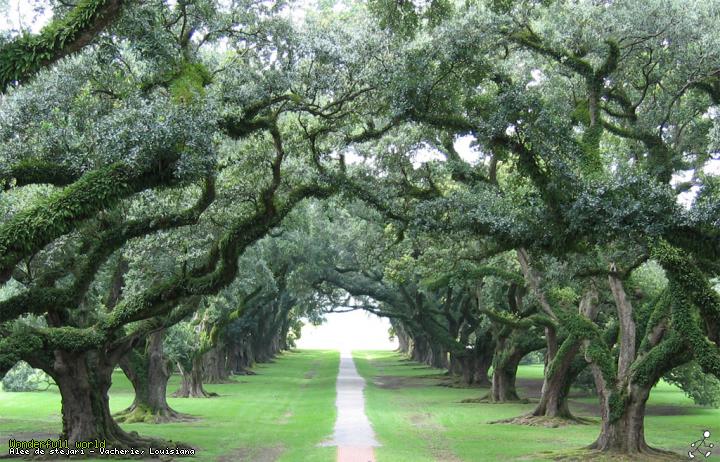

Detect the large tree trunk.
xmin=173 ymin=356 xmax=216 ymax=398
xmin=533 ymin=302 xmax=592 ymax=419
xmin=586 ymin=273 xmax=676 ymax=456
xmin=589 ymin=381 xmax=655 ymax=453
xmin=484 ymin=327 xmax=547 ymax=405
xmin=449 ymin=351 xmax=464 ymax=378
xmin=252 ymin=316 xmax=275 ymax=364
xmin=279 ymin=318 xmax=291 ymax=351
xmin=269 ymin=333 xmax=282 ymax=357
xmin=229 ymin=342 xmax=256 ymax=375
xmin=448 ymin=349 xmax=476 ymax=385
xmin=254 ymin=346 xmax=272 ymax=363
xmin=458 ymin=354 xmax=476 ymax=385
xmin=393 ymin=321 xmax=411 ymax=354
xmin=473 ymin=347 xmax=493 ymax=387
xmin=56 ymin=353 xmax=126 ymax=445
xmin=397 ymin=330 xmax=410 ymax=354
xmin=455 ymin=334 xmax=494 ymax=387
xmin=531 ymin=341 xmax=579 ymax=419
xmin=203 ymin=345 xmax=231 ymax=384
xmin=253 ymin=330 xmax=276 ymax=363
xmin=507 ymin=286 xmax=599 ymax=424
xmin=427 ymin=345 xmax=448 ymax=369
xmin=484 ymin=332 xmax=526 ymax=402
xmin=457 ymin=350 xmax=493 ymax=387
xmin=411 ymin=337 xmax=429 ymax=363
xmin=117 ymin=331 xmax=188 ymax=423
xmin=52 ymin=350 xmax=171 ymax=449
xmin=490 ymin=357 xmax=521 ymax=402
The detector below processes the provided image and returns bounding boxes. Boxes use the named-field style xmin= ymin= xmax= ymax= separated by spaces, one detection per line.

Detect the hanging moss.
xmin=607 ymin=391 xmax=627 ymax=423
xmin=481 ymin=307 xmax=554 ymax=330
xmin=557 ymin=310 xmax=599 ymax=339
xmin=584 ymin=340 xmax=616 ymax=388
xmin=423 ymin=265 xmax=523 ymax=291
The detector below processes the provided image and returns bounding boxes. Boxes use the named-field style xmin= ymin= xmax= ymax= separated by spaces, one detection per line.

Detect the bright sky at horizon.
xmin=296 ymin=310 xmax=398 ymax=351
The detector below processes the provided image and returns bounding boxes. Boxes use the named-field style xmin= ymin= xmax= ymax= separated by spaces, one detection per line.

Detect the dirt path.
xmin=323 ymin=350 xmax=379 ymax=462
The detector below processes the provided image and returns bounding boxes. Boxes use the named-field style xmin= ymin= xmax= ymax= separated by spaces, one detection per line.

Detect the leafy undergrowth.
xmin=0 ymin=350 xmax=338 ymax=462
xmin=354 ymin=350 xmax=720 ymax=462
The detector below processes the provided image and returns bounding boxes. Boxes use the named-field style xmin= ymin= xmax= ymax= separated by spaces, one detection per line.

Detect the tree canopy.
xmin=0 ymin=0 xmax=718 ymax=457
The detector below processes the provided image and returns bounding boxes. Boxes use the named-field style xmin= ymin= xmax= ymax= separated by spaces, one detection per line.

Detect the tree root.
xmin=233 ymin=368 xmax=257 ymax=376
xmin=113 ymin=405 xmax=196 ymax=424
xmin=171 ymin=389 xmax=218 ymax=398
xmin=436 ymin=377 xmax=489 ymax=389
xmin=550 ymin=447 xmax=685 ymax=461
xmin=460 ymin=393 xmax=528 ymax=404
xmin=488 ymin=413 xmax=594 ymax=427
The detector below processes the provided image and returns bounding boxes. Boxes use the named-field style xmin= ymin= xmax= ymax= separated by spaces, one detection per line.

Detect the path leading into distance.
xmin=324 ymin=350 xmax=379 ymax=462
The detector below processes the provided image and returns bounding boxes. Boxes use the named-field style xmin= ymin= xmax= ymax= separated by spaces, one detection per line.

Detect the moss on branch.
xmin=481 ymin=307 xmax=554 ymax=330
xmin=0 ymin=156 xmax=180 ymax=284
xmin=0 ymin=0 xmax=125 ymax=91
xmin=0 ymin=330 xmax=45 ymax=377
xmin=1 ymin=160 xmax=79 ymax=190
xmin=653 ymin=240 xmax=720 ymax=343
xmin=0 ymin=287 xmax=72 ymax=324
xmin=650 ymin=240 xmax=720 ymax=379
xmin=3 ymin=182 xmax=334 ymax=357
xmin=0 ymin=179 xmax=214 ymax=326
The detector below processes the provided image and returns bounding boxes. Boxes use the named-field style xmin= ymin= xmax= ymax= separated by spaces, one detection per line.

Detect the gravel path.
xmin=323 ymin=350 xmax=379 ymax=462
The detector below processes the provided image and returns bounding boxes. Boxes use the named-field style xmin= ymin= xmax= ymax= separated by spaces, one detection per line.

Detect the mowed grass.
xmin=0 ymin=350 xmax=338 ymax=462
xmin=3 ymin=349 xmax=718 ymax=462
xmin=354 ymin=350 xmax=720 ymax=462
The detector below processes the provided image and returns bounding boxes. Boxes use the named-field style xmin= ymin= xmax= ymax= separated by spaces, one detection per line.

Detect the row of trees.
xmin=0 ymin=0 xmax=377 ymax=447
xmin=1 ymin=0 xmax=719 ymax=457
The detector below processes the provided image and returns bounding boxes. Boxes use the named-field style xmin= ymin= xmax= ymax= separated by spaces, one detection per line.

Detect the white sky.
xmin=0 ymin=1 xmax=48 ymax=33
xmin=297 ymin=310 xmax=398 ymax=351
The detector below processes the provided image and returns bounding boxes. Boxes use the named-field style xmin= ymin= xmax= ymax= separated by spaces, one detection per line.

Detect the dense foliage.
xmin=1 ymin=360 xmax=52 ymax=392
xmin=0 ymin=0 xmax=718 ymax=457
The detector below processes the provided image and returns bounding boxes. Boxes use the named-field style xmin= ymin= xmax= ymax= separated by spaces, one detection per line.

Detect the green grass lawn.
xmin=354 ymin=350 xmax=720 ymax=462
xmin=0 ymin=350 xmax=338 ymax=462
xmin=2 ymin=349 xmax=718 ymax=462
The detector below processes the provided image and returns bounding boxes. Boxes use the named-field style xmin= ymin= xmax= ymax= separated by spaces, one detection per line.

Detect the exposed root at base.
xmin=460 ymin=393 xmax=529 ymax=404
xmin=436 ymin=378 xmax=491 ymax=389
xmin=550 ymin=447 xmax=685 ymax=461
xmin=488 ymin=414 xmax=594 ymax=427
xmin=233 ymin=369 xmax=257 ymax=376
xmin=113 ymin=406 xmax=196 ymax=424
